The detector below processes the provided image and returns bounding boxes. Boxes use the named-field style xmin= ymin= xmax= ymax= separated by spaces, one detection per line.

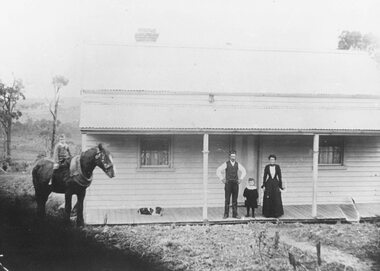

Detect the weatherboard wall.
xmin=83 ymin=134 xmax=380 ymax=218
xmin=84 ymin=134 xmax=231 ymax=210
xmin=260 ymin=135 xmax=380 ymax=205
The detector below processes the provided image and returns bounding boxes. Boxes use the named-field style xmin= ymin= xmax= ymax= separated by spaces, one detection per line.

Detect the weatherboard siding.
xmin=84 ymin=134 xmax=230 ymax=209
xmin=260 ymin=136 xmax=380 ymax=205
xmin=84 ymin=134 xmax=380 ymax=214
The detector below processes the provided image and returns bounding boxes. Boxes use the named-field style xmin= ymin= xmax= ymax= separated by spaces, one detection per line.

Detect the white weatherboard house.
xmin=80 ymin=45 xmax=380 ymax=224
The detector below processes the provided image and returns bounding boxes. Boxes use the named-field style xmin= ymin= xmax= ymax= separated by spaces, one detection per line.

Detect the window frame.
xmin=318 ymin=136 xmax=344 ymax=166
xmin=137 ymin=135 xmax=174 ymax=169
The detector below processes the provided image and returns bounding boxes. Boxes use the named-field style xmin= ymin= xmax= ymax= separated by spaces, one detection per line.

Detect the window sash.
xmin=140 ymin=137 xmax=171 ymax=167
xmin=319 ymin=146 xmax=343 ymax=165
xmin=318 ymin=137 xmax=344 ymax=165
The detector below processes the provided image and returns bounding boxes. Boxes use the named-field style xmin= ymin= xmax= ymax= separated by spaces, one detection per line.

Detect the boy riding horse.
xmin=51 ymin=134 xmax=72 ymax=190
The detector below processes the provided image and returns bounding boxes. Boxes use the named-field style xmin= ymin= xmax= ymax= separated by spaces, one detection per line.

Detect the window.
xmin=139 ymin=136 xmax=172 ymax=167
xmin=318 ymin=136 xmax=344 ymax=165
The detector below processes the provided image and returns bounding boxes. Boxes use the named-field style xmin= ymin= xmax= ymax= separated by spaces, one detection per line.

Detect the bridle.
xmin=94 ymin=148 xmax=113 ymax=171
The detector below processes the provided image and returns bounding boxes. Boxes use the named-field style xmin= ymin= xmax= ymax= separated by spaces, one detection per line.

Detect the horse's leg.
xmin=76 ymin=189 xmax=86 ymax=227
xmin=35 ymin=187 xmax=50 ymax=220
xmin=32 ymin=163 xmax=52 ymax=221
xmin=64 ymin=190 xmax=73 ymax=225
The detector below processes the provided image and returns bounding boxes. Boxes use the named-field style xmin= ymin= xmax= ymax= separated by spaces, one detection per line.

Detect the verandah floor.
xmin=84 ymin=203 xmax=380 ymax=225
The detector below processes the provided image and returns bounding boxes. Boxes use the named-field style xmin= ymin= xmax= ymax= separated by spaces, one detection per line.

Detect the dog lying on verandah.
xmin=138 ymin=207 xmax=164 ymax=216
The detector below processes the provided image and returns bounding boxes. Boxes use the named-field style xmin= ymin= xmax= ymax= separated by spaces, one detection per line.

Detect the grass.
xmin=9 ymin=135 xmax=81 ymax=163
xmin=0 ymin=173 xmax=164 ymax=271
xmin=1 ymin=172 xmax=379 ymax=270
xmin=86 ymin=223 xmax=379 ymax=271
xmin=286 ymin=223 xmax=380 ymax=267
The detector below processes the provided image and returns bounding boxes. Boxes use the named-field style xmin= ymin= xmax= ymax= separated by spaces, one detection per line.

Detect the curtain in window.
xmin=319 ymin=146 xmax=342 ymax=164
xmin=141 ymin=138 xmax=169 ymax=166
xmin=318 ymin=136 xmax=343 ymax=165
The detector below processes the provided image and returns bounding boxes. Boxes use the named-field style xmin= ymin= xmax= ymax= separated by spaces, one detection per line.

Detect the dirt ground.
xmin=1 ymin=172 xmax=379 ymax=271
xmin=0 ymin=173 xmax=165 ymax=271
xmin=84 ymin=222 xmax=379 ymax=271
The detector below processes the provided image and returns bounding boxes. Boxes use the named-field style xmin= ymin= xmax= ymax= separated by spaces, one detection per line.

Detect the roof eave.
xmin=81 ymin=89 xmax=380 ymax=100
xmin=80 ymin=128 xmax=380 ymax=136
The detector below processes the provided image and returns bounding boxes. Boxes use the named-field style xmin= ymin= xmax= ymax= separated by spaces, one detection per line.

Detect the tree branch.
xmin=49 ymin=107 xmax=55 ymax=118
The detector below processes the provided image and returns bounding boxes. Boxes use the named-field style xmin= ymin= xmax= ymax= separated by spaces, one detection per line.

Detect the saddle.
xmin=69 ymin=155 xmax=93 ymax=187
xmin=69 ymin=155 xmax=81 ymax=177
xmin=51 ymin=157 xmax=73 ymax=193
xmin=52 ymin=155 xmax=93 ymax=192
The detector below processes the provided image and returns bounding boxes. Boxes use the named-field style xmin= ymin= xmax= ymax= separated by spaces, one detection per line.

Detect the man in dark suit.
xmin=216 ymin=150 xmax=247 ymax=219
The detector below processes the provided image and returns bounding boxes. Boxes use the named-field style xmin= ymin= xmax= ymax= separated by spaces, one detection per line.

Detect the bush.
xmin=9 ymin=160 xmax=30 ymax=172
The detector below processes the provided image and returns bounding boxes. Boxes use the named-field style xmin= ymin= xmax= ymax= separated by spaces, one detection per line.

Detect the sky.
xmin=0 ymin=0 xmax=380 ymax=98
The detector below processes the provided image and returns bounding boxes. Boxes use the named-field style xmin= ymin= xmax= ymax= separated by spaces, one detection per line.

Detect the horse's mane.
xmin=82 ymin=144 xmax=105 ymax=154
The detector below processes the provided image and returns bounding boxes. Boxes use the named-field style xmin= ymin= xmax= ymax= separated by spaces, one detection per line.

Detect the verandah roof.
xmin=80 ymin=90 xmax=380 ymax=134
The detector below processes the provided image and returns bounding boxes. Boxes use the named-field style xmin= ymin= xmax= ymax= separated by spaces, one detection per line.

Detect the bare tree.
xmin=49 ymin=75 xmax=69 ymax=157
xmin=0 ymin=79 xmax=25 ymax=156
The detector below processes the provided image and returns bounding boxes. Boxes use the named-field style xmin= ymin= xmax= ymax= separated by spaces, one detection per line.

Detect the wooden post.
xmin=316 ymin=241 xmax=322 ymax=266
xmin=81 ymin=133 xmax=87 ymax=150
xmin=312 ymin=134 xmax=319 ymax=218
xmin=257 ymin=135 xmax=262 ymax=205
xmin=81 ymin=133 xmax=87 ymax=223
xmin=235 ymin=136 xmax=244 ymax=201
xmin=202 ymin=134 xmax=209 ymax=221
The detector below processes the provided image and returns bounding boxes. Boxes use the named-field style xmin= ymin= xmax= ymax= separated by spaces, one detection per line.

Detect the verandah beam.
xmin=312 ymin=134 xmax=319 ymax=218
xmin=202 ymin=133 xmax=209 ymax=221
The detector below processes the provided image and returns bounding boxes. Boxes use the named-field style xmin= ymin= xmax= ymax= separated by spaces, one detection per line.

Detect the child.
xmin=50 ymin=134 xmax=72 ymax=187
xmin=243 ymin=178 xmax=258 ymax=218
xmin=53 ymin=134 xmax=71 ymax=170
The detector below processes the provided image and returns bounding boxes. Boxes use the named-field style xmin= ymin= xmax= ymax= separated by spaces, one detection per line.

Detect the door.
xmin=235 ymin=135 xmax=260 ymax=205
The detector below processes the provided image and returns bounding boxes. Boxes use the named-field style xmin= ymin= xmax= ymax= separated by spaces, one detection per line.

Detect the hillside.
xmin=17 ymin=97 xmax=81 ymax=124
xmin=1 ymin=97 xmax=82 ymax=163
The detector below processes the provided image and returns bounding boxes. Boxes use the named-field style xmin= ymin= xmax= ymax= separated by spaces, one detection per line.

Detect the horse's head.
xmin=94 ymin=144 xmax=115 ymax=178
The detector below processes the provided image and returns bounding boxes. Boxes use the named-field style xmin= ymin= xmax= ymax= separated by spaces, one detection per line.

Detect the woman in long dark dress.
xmin=261 ymin=154 xmax=284 ymax=218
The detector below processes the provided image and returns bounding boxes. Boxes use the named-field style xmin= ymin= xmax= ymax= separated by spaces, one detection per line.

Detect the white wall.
xmin=260 ymin=135 xmax=380 ymax=205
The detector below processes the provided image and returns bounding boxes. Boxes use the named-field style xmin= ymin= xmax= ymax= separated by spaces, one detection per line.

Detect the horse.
xmin=32 ymin=143 xmax=115 ymax=227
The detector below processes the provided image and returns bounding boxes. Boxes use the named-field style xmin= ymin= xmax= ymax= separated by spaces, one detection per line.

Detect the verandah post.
xmin=202 ymin=133 xmax=209 ymax=221
xmin=312 ymin=134 xmax=319 ymax=218
xmin=81 ymin=133 xmax=87 ymax=150
xmin=81 ymin=133 xmax=87 ymax=223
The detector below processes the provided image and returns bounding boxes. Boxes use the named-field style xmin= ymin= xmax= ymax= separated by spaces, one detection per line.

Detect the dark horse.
xmin=32 ymin=144 xmax=115 ymax=226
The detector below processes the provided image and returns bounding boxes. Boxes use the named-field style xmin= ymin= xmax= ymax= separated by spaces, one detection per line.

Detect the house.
xmin=80 ymin=45 xmax=380 ymax=224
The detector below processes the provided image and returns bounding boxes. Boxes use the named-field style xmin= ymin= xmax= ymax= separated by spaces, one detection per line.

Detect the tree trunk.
xmin=2 ymin=132 xmax=6 ymax=157
xmin=6 ymin=120 xmax=12 ymax=156
xmin=50 ymin=99 xmax=59 ymax=158
xmin=50 ymin=114 xmax=57 ymax=158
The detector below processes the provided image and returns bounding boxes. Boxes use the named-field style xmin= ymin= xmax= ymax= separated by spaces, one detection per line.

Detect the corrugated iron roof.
xmin=82 ymin=44 xmax=380 ymax=95
xmin=80 ymin=45 xmax=380 ymax=133
xmin=80 ymin=91 xmax=380 ymax=133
